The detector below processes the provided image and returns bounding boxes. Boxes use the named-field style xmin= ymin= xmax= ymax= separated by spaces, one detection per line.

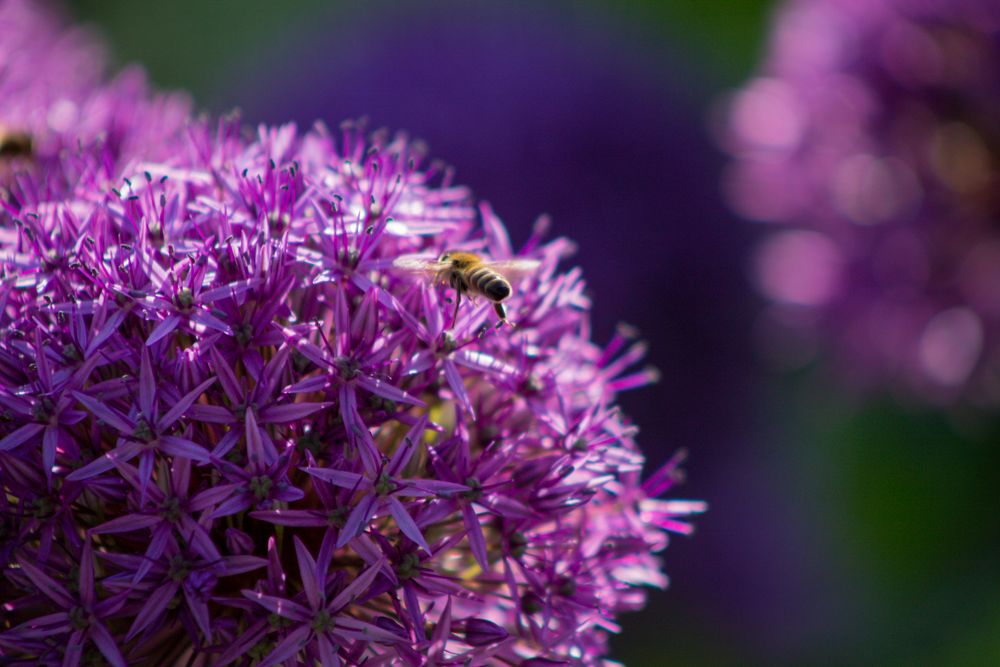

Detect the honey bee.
xmin=0 ymin=127 xmax=33 ymax=159
xmin=393 ymin=251 xmax=540 ymax=327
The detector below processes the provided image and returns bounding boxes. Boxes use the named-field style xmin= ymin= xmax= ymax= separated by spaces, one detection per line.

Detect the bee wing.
xmin=482 ymin=258 xmax=542 ymax=282
xmin=391 ymin=254 xmax=445 ymax=276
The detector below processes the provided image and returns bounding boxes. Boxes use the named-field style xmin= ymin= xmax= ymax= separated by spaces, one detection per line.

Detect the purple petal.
xmin=258 ymin=625 xmax=310 ymax=667
xmin=16 ymin=557 xmax=73 ymax=608
xmin=274 ymin=484 xmax=305 ymax=503
xmin=266 ymin=536 xmax=285 ymax=593
xmin=0 ymin=393 xmax=31 ymax=416
xmin=403 ymin=350 xmax=435 ymax=376
xmin=92 ymin=514 xmax=160 ymax=534
xmin=397 ymin=479 xmax=468 ymax=497
xmin=301 ymin=467 xmax=365 ymax=490
xmin=421 ymin=286 xmax=444 ymax=340
xmin=293 ymin=536 xmax=320 ymax=609
xmin=184 ymin=586 xmax=213 ymax=640
xmin=66 ymin=440 xmax=143 ymax=481
xmin=356 ymin=375 xmax=425 ymax=407
xmin=337 ymin=494 xmax=378 ymax=548
xmin=0 ymin=422 xmax=44 ymax=452
xmin=284 ymin=375 xmax=330 ymax=394
xmin=63 ymin=629 xmax=85 ymax=667
xmin=138 ymin=450 xmax=155 ymax=503
xmin=442 ymin=360 xmax=475 ymax=419
xmin=315 ymin=634 xmax=342 ymax=667
xmin=340 ymin=385 xmax=378 ymax=475
xmin=126 ymin=581 xmax=179 ymax=640
xmin=146 ymin=314 xmax=181 ymax=346
xmin=86 ymin=308 xmax=127 ymax=356
xmin=208 ymin=493 xmax=252 ymax=520
xmin=481 ymin=201 xmax=513 ymax=258
xmin=220 ymin=555 xmax=268 ymax=575
xmin=249 ymin=509 xmax=326 ymax=527
xmin=429 ymin=596 xmax=452 ymax=652
xmin=383 ymin=287 xmax=430 ymax=341
xmin=158 ymin=376 xmax=217 ymax=429
xmin=181 ymin=516 xmax=223 ymax=562
xmin=241 ymin=590 xmax=310 ymax=621
xmin=210 ymin=429 xmax=240 ymax=458
xmin=387 ymin=414 xmax=429 ymax=476
xmin=329 ymin=557 xmax=386 ymax=612
xmin=190 ymin=307 xmax=233 ymax=334
xmin=260 ymin=344 xmax=293 ymax=397
xmin=135 ymin=523 xmax=172 ymax=584
xmin=42 ymin=426 xmax=58 ymax=481
xmin=6 ymin=611 xmax=69 ymax=637
xmin=461 ymin=617 xmax=509 ymax=646
xmin=189 ymin=483 xmax=239 ymax=512
xmin=388 ymin=496 xmax=431 ymax=553
xmin=71 ymin=391 xmax=133 ymax=434
xmin=138 ymin=347 xmax=156 ymax=418
xmin=316 ymin=530 xmax=338 ymax=580
xmin=453 ymin=348 xmax=516 ymax=376
xmin=158 ymin=435 xmax=210 ymax=462
xmin=69 ymin=352 xmax=105 ymax=392
xmin=187 ymin=404 xmax=233 ymax=423
xmin=209 ymin=347 xmax=243 ymax=405
xmin=79 ymin=543 xmax=95 ymax=607
xmin=481 ymin=493 xmax=533 ymax=519
xmin=198 ymin=278 xmax=257 ymax=303
xmin=350 ymin=287 xmax=379 ymax=343
xmin=289 ymin=338 xmax=330 ymax=370
xmin=245 ymin=408 xmax=274 ymax=466
xmin=172 ymin=457 xmax=192 ymax=494
xmin=225 ymin=526 xmax=252 ymax=554
xmin=404 ymin=584 xmax=426 ymax=642
xmin=258 ymin=401 xmax=331 ymax=424
xmin=334 ymin=615 xmax=408 ymax=643
xmin=216 ymin=618 xmax=269 ymax=666
xmin=462 ymin=502 xmax=489 ymax=571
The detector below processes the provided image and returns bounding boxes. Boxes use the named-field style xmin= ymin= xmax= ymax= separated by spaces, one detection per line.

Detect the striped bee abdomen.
xmin=468 ymin=267 xmax=511 ymax=302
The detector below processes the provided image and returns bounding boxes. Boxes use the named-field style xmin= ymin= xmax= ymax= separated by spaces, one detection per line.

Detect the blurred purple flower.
xmin=724 ymin=0 xmax=1000 ymax=403
xmin=0 ymin=0 xmax=189 ymax=199
xmin=0 ymin=9 xmax=703 ymax=666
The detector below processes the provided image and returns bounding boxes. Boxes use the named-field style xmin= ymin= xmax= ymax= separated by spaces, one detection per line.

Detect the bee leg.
xmin=493 ymin=302 xmax=510 ymax=328
xmin=450 ymin=288 xmax=462 ymax=329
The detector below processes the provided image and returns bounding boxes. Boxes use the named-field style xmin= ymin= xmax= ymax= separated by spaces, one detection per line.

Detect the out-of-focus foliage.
xmin=71 ymin=0 xmax=775 ymax=95
xmin=71 ymin=1 xmax=333 ymax=99
xmin=593 ymin=0 xmax=775 ymax=83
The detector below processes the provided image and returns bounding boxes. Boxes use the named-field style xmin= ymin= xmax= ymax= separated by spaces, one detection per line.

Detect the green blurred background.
xmin=66 ymin=1 xmax=1000 ymax=665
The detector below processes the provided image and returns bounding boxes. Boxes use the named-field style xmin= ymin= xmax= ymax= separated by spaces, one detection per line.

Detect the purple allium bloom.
xmin=0 ymin=11 xmax=703 ymax=667
xmin=724 ymin=0 xmax=1000 ymax=403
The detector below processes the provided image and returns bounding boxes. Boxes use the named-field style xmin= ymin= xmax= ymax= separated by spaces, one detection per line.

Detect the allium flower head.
xmin=724 ymin=0 xmax=1000 ymax=402
xmin=0 ymin=41 xmax=703 ymax=667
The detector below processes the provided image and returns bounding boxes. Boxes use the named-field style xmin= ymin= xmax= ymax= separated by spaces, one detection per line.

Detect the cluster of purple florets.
xmin=0 ymin=2 xmax=701 ymax=665
xmin=724 ymin=0 xmax=1000 ymax=403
